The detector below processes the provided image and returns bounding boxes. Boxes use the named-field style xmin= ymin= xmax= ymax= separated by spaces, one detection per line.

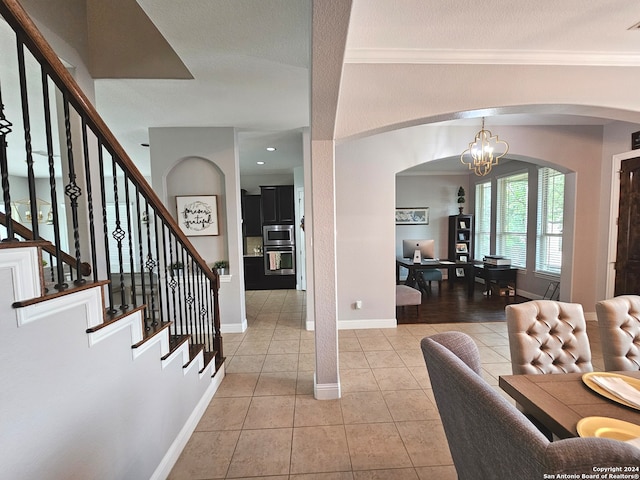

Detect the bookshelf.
xmin=448 ymin=214 xmax=474 ymax=263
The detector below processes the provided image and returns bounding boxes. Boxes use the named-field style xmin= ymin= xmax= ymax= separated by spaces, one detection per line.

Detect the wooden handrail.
xmin=0 ymin=0 xmax=216 ymax=287
xmin=0 ymin=212 xmax=91 ymax=276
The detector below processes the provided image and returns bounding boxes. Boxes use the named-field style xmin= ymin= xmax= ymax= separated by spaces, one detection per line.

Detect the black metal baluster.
xmin=40 ymin=68 xmax=65 ymax=287
xmin=152 ymin=210 xmax=164 ymax=325
xmin=81 ymin=119 xmax=97 ymax=283
xmin=160 ymin=220 xmax=170 ymax=330
xmin=167 ymin=235 xmax=179 ymax=334
xmin=135 ymin=195 xmax=148 ymax=329
xmin=178 ymin=245 xmax=187 ymax=341
xmin=97 ymin=143 xmax=115 ymax=312
xmin=62 ymin=95 xmax=84 ymax=285
xmin=123 ymin=174 xmax=136 ymax=309
xmin=143 ymin=201 xmax=158 ymax=327
xmin=16 ymin=39 xmax=39 ymax=239
xmin=133 ymin=188 xmax=145 ymax=310
xmin=110 ymin=161 xmax=126 ymax=308
xmin=0 ymin=77 xmax=16 ymax=242
xmin=186 ymin=250 xmax=198 ymax=345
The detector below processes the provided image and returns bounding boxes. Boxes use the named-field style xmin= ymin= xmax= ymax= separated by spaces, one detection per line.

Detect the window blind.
xmin=496 ymin=172 xmax=528 ymax=267
xmin=536 ymin=167 xmax=564 ymax=274
xmin=474 ymin=181 xmax=491 ymax=260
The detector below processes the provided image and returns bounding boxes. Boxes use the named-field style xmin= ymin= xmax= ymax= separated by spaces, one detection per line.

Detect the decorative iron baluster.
xmin=16 ymin=39 xmax=39 ymax=239
xmin=97 ymin=142 xmax=115 ymax=312
xmin=110 ymin=160 xmax=127 ymax=308
xmin=143 ymin=201 xmax=158 ymax=327
xmin=0 ymin=77 xmax=16 ymax=242
xmin=152 ymin=210 xmax=164 ymax=325
xmin=213 ymin=268 xmax=223 ymax=360
xmin=167 ymin=235 xmax=179 ymax=334
xmin=160 ymin=220 xmax=170 ymax=330
xmin=62 ymin=94 xmax=84 ymax=285
xmin=185 ymin=250 xmax=196 ymax=345
xmin=81 ymin=119 xmax=97 ymax=283
xmin=177 ymin=245 xmax=186 ymax=339
xmin=123 ymin=173 xmax=136 ymax=309
xmin=40 ymin=68 xmax=65 ymax=288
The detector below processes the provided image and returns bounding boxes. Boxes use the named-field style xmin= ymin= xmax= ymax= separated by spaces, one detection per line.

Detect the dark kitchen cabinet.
xmin=261 ymin=185 xmax=294 ymax=224
xmin=243 ymin=256 xmax=264 ymax=290
xmin=242 ymin=194 xmax=262 ymax=237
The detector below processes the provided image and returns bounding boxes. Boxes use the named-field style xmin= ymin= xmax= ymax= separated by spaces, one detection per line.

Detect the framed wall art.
xmin=176 ymin=195 xmax=219 ymax=236
xmin=395 ymin=207 xmax=429 ymax=225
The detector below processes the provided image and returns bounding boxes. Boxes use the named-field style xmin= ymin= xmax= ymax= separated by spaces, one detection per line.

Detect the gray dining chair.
xmin=595 ymin=295 xmax=640 ymax=371
xmin=421 ymin=332 xmax=640 ymax=480
xmin=505 ymin=300 xmax=593 ymax=375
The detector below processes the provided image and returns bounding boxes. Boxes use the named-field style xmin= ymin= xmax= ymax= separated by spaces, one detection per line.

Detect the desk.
xmin=396 ymin=258 xmax=475 ymax=297
xmin=474 ymin=265 xmax=518 ymax=297
xmin=499 ymin=371 xmax=640 ymax=439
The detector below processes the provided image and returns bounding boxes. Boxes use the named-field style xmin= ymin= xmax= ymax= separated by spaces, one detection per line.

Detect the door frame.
xmin=606 ymin=150 xmax=640 ymax=297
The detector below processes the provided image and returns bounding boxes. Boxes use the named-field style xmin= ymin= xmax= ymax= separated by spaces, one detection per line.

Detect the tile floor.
xmin=169 ymin=290 xmax=604 ymax=480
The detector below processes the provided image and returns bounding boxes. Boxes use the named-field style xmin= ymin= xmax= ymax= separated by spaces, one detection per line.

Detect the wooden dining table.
xmin=499 ymin=371 xmax=640 ymax=439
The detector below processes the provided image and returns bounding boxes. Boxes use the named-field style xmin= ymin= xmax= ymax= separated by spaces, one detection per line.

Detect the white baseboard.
xmin=338 ymin=318 xmax=397 ymax=329
xmin=150 ymin=363 xmax=225 ymax=480
xmin=314 ymin=372 xmax=341 ymax=400
xmin=221 ymin=317 xmax=247 ymax=334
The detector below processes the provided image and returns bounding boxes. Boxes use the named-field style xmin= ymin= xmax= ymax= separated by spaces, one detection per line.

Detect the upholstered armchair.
xmin=505 ymin=300 xmax=593 ymax=375
xmin=421 ymin=332 xmax=640 ymax=480
xmin=595 ymin=295 xmax=640 ymax=371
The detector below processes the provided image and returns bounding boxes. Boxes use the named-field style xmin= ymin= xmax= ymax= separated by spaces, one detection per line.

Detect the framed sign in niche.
xmin=176 ymin=195 xmax=219 ymax=236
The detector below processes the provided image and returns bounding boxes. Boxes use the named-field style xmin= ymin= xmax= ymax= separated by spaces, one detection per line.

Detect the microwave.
xmin=263 ymin=224 xmax=294 ymax=246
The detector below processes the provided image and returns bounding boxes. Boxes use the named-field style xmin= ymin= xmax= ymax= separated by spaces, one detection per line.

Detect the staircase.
xmin=0 ymin=1 xmax=226 ymax=478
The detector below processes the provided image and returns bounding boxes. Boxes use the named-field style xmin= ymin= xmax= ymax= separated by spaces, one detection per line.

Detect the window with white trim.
xmin=474 ymin=181 xmax=491 ymax=260
xmin=496 ymin=172 xmax=528 ymax=267
xmin=536 ymin=167 xmax=564 ymax=274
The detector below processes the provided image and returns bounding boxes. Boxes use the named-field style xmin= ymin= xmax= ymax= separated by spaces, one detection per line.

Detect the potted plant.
xmin=213 ymin=260 xmax=228 ymax=276
xmin=457 ymin=186 xmax=466 ymax=214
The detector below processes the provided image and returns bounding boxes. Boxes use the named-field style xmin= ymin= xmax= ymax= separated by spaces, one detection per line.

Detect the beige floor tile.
xmin=395 ymin=348 xmax=426 ymax=367
xmin=339 ymin=337 xmax=363 ymax=352
xmin=300 ymin=339 xmax=316 ymax=353
xmin=471 ymin=332 xmax=510 ymax=347
xmin=382 ymin=390 xmax=440 ymax=422
xmin=353 ymin=468 xmax=419 ymax=479
xmin=358 ymin=336 xmax=394 ymax=352
xmin=477 ymin=345 xmax=510 ymax=363
xmin=491 ymin=345 xmax=512 ymax=360
xmin=254 ymin=371 xmax=298 ymax=396
xmin=403 ymin=324 xmax=440 ymax=338
xmin=263 ymin=353 xmax=300 ymax=372
xmin=168 ymin=430 xmax=240 ymax=480
xmin=341 ymin=391 xmax=393 ymax=424
xmin=354 ymin=328 xmax=386 ymax=338
xmin=340 ymin=368 xmax=379 ymax=392
xmin=294 ymin=395 xmax=344 ymax=426
xmin=415 ymin=465 xmax=458 ymax=480
xmin=226 ymin=354 xmax=266 ymax=373
xmin=215 ymin=372 xmax=259 ymax=397
xmin=408 ymin=365 xmax=431 ymax=389
xmin=364 ymin=350 xmax=405 ymax=368
xmin=395 ymin=420 xmax=453 ymax=467
xmin=386 ymin=336 xmax=421 ymax=350
xmin=298 ymin=352 xmax=316 ymax=371
xmin=196 ymin=396 xmax=251 ymax=431
xmin=345 ymin=423 xmax=412 ymax=471
xmin=340 ymin=351 xmax=370 ymax=369
xmin=297 ymin=370 xmax=315 ymax=395
xmin=243 ymin=395 xmax=295 ymax=429
xmin=268 ymin=339 xmax=301 ymax=354
xmin=290 ymin=473 xmax=354 ymax=480
xmin=372 ymin=367 xmax=421 ymax=390
xmin=226 ymin=428 xmax=292 ymax=478
xmin=291 ymin=425 xmax=352 ymax=474
xmin=235 ymin=340 xmax=271 ymax=355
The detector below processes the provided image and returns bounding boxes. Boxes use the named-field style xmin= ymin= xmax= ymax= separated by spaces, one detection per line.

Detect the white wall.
xmin=335 ymin=123 xmax=633 ymax=325
xmin=149 ymin=127 xmax=246 ymax=332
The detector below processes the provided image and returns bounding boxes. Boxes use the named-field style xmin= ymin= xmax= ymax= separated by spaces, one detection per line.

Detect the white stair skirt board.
xmin=0 ymin=247 xmax=42 ymax=303
xmin=314 ymin=372 xmax=341 ymax=400
xmin=149 ymin=362 xmax=225 ymax=480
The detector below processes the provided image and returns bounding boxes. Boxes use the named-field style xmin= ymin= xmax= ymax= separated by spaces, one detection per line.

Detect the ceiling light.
xmin=460 ymin=117 xmax=509 ymax=176
xmin=257 ymin=161 xmax=265 ymax=165
xmin=266 ymin=147 xmax=276 ymax=152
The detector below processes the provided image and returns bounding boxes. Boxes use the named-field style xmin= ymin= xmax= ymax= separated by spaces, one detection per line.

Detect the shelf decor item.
xmin=213 ymin=260 xmax=228 ymax=275
xmin=176 ymin=195 xmax=219 ymax=236
xmin=457 ymin=187 xmax=466 ymax=214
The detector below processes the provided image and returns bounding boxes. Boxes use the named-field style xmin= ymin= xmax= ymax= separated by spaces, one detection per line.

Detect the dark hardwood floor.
xmin=397 ymin=279 xmax=529 ymax=324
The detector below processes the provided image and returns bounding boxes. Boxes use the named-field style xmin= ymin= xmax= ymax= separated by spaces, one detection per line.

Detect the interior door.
xmin=614 ymin=156 xmax=640 ymax=295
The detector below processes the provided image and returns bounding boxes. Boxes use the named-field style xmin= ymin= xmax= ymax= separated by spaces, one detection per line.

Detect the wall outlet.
xmin=355 ymin=300 xmax=363 ymax=309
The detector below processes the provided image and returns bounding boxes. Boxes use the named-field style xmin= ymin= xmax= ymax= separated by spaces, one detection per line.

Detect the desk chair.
xmin=421 ymin=332 xmax=640 ymax=480
xmin=505 ymin=300 xmax=593 ymax=375
xmin=595 ymin=295 xmax=640 ymax=371
xmin=419 ymin=269 xmax=442 ymax=293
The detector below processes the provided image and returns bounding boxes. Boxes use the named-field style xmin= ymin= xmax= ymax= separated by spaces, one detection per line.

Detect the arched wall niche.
xmin=165 ymin=155 xmax=228 ymax=267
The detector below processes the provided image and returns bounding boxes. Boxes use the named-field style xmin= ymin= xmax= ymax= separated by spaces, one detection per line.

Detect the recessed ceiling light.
xmin=266 ymin=147 xmax=276 ymax=152
xmin=257 ymin=161 xmax=265 ymax=165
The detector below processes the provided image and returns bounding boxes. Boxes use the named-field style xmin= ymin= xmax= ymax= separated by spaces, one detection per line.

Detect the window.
xmin=474 ymin=181 xmax=491 ymax=260
xmin=496 ymin=172 xmax=528 ymax=267
xmin=536 ymin=167 xmax=564 ymax=274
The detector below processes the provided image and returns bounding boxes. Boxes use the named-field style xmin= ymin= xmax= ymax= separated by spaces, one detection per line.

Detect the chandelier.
xmin=460 ymin=117 xmax=509 ymax=176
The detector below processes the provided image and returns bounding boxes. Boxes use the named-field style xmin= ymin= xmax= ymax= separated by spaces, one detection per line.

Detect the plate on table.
xmin=577 ymin=416 xmax=640 ymax=441
xmin=582 ymin=372 xmax=640 ymax=410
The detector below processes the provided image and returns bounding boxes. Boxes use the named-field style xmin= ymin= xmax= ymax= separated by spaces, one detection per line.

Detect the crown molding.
xmin=344 ymin=48 xmax=640 ymax=67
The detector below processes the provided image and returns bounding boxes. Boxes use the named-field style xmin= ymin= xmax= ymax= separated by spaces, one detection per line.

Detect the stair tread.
xmin=132 ymin=321 xmax=173 ymax=348
xmin=14 ymin=279 xmax=109 ymax=308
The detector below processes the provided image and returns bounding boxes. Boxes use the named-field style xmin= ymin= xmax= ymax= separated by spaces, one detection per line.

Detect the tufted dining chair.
xmin=505 ymin=300 xmax=593 ymax=375
xmin=595 ymin=295 xmax=640 ymax=371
